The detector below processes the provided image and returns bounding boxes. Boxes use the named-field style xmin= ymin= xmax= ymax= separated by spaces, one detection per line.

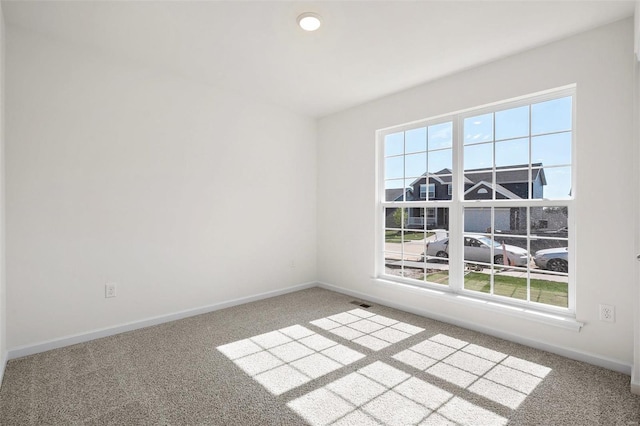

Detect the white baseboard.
xmin=317 ymin=281 xmax=633 ymax=376
xmin=0 ymin=350 xmax=7 ymax=386
xmin=6 ymin=280 xmax=634 ymax=383
xmin=632 ymin=366 xmax=640 ymax=395
xmin=7 ymin=281 xmax=317 ymax=360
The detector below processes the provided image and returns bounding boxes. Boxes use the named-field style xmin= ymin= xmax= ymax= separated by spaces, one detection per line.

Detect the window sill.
xmin=371 ymin=277 xmax=583 ymax=332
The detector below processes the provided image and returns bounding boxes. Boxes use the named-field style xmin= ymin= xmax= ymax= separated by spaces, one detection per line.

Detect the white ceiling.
xmin=3 ymin=1 xmax=636 ymax=118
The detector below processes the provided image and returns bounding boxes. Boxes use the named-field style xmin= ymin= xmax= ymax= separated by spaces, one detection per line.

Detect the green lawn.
xmin=463 ymin=272 xmax=568 ymax=308
xmin=394 ymin=268 xmax=567 ymax=308
xmin=385 ymin=230 xmax=435 ymax=243
xmin=424 ymin=271 xmax=449 ymax=286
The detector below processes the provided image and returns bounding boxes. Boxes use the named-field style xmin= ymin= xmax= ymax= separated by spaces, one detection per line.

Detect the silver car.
xmin=425 ymin=235 xmax=529 ymax=267
xmin=533 ymin=247 xmax=568 ymax=272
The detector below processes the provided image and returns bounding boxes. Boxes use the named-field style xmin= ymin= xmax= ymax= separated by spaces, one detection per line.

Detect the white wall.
xmin=5 ymin=27 xmax=317 ymax=349
xmin=318 ymin=19 xmax=636 ymax=366
xmin=0 ymin=2 xmax=6 ymax=376
xmin=633 ymin=57 xmax=640 ymax=394
xmin=633 ymin=0 xmax=640 ymax=394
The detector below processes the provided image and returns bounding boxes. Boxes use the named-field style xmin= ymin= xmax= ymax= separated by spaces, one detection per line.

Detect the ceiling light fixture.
xmin=297 ymin=12 xmax=321 ymax=32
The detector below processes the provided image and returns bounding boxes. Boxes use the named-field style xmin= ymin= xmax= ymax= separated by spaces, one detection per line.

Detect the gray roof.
xmin=465 ymin=163 xmax=546 ymax=185
xmin=385 ymin=188 xmax=407 ymax=202
xmin=407 ymin=164 xmax=545 ymax=187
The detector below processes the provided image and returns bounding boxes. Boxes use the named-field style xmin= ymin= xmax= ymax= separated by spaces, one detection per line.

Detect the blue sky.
xmin=384 ymin=96 xmax=572 ymax=199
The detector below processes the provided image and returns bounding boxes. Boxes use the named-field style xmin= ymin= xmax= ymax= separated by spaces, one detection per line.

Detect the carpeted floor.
xmin=0 ymin=287 xmax=638 ymax=425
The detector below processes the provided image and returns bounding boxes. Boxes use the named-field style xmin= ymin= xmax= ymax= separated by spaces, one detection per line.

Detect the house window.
xmin=419 ymin=183 xmax=437 ymax=200
xmin=428 ymin=183 xmax=435 ymax=199
xmin=379 ymin=87 xmax=574 ymax=313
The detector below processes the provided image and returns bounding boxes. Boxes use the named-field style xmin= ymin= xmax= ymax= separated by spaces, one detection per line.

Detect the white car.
xmin=425 ymin=235 xmax=530 ymax=267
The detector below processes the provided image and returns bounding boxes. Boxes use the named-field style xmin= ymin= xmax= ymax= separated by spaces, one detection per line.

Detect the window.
xmin=419 ymin=183 xmax=436 ymax=199
xmin=379 ymin=88 xmax=574 ymax=313
xmin=428 ymin=183 xmax=435 ymax=199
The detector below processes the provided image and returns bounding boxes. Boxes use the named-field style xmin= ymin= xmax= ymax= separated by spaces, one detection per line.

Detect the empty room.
xmin=0 ymin=0 xmax=639 ymax=424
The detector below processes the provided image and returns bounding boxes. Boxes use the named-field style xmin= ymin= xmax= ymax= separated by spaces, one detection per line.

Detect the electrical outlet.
xmin=105 ymin=283 xmax=117 ymax=298
xmin=599 ymin=304 xmax=615 ymax=322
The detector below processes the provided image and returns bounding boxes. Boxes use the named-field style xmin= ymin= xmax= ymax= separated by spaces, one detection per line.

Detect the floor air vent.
xmin=349 ymin=301 xmax=372 ymax=308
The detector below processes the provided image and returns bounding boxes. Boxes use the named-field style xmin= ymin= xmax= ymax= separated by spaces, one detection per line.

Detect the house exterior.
xmin=385 ymin=164 xmax=553 ymax=233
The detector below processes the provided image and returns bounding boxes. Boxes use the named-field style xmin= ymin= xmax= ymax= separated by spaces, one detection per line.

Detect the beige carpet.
xmin=0 ymin=287 xmax=638 ymax=425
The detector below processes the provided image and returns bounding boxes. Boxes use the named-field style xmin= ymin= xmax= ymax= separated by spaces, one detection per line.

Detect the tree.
xmin=392 ymin=208 xmax=408 ymax=229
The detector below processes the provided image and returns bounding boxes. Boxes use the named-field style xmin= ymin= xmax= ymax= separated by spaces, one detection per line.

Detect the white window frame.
xmin=376 ymin=86 xmax=576 ymax=316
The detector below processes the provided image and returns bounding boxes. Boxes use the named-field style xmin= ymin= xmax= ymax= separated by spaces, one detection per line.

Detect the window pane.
xmin=532 ymin=244 xmax=568 ymax=276
xmin=495 ymin=138 xmax=529 ymax=168
xmin=403 ymin=265 xmax=426 ymax=281
xmin=464 ymin=269 xmax=491 ymax=294
xmin=531 ymin=96 xmax=572 ymax=135
xmin=426 ymin=269 xmax=449 ymax=286
xmin=384 ymin=231 xmax=403 ymax=258
xmin=428 ymin=176 xmax=452 ymax=201
xmin=492 ymin=270 xmax=528 ymax=301
xmin=540 ymin=167 xmax=571 ymax=199
xmin=426 ymin=207 xmax=450 ymax=230
xmin=428 ymin=122 xmax=453 ymax=150
xmin=425 ymin=231 xmax=450 ymax=260
xmin=464 ymin=113 xmax=493 ymax=145
xmin=404 ymin=229 xmax=425 ymax=242
xmin=529 ymin=270 xmax=568 ymax=308
xmin=406 ymin=178 xmax=420 ymax=200
xmin=385 ymin=132 xmax=404 ymax=157
xmin=531 ymin=239 xmax=567 ymax=270
xmin=495 ymin=168 xmax=529 ymax=200
xmin=494 ymin=236 xmax=528 ymax=268
xmin=530 ymin=207 xmax=568 ymax=238
xmin=385 ymin=207 xmax=405 ymax=229
xmin=462 ymin=234 xmax=495 ymax=266
xmin=495 ymin=105 xmax=529 ymax=141
xmin=494 ymin=207 xmax=528 ymax=235
xmin=406 ymin=127 xmax=427 ymax=154
xmin=406 ymin=208 xmax=426 ymax=230
xmin=385 ymin=180 xmax=405 ymax=202
xmin=428 ymin=149 xmax=453 ymax=173
xmin=464 ymin=143 xmax=492 ymax=171
xmin=384 ymin=254 xmax=403 ymax=278
xmin=405 ymin=152 xmax=427 ymax=178
xmin=532 ymin=133 xmax=571 ymax=167
xmin=385 ymin=156 xmax=403 ymax=180
xmin=464 ymin=173 xmax=494 ymax=200
xmin=464 ymin=207 xmax=492 ymax=233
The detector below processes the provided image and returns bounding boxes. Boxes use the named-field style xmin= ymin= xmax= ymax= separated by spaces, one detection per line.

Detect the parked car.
xmin=533 ymin=247 xmax=568 ymax=273
xmin=425 ymin=235 xmax=529 ymax=267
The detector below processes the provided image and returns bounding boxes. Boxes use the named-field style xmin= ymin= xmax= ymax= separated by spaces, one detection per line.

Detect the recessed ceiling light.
xmin=297 ymin=12 xmax=321 ymax=32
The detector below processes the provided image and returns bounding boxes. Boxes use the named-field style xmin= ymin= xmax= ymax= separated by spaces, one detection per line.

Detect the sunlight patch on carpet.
xmin=393 ymin=333 xmax=551 ymax=409
xmin=217 ymin=325 xmax=365 ymax=395
xmin=287 ymin=361 xmax=508 ymax=426
xmin=309 ymin=309 xmax=424 ymax=350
